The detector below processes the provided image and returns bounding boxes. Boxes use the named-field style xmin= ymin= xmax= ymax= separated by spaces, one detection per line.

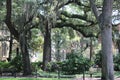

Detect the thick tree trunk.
xmin=43 ymin=21 xmax=51 ymax=71
xmin=101 ymin=26 xmax=114 ymax=80
xmin=6 ymin=0 xmax=32 ymax=76
xmin=19 ymin=32 xmax=32 ymax=76
xmin=100 ymin=0 xmax=114 ymax=80
xmin=89 ymin=0 xmax=114 ymax=79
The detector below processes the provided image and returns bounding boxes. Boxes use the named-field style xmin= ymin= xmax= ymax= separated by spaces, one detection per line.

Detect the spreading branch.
xmin=5 ymin=0 xmax=19 ymax=40
xmin=89 ymin=0 xmax=99 ymax=21
xmin=61 ymin=11 xmax=96 ymax=25
xmin=56 ymin=21 xmax=98 ymax=38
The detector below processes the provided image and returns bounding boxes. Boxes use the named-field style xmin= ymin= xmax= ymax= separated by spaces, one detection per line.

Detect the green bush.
xmin=0 ymin=62 xmax=14 ymax=69
xmin=60 ymin=52 xmax=91 ymax=74
xmin=114 ymin=54 xmax=120 ymax=71
xmin=44 ymin=52 xmax=92 ymax=74
xmin=94 ymin=50 xmax=102 ymax=68
xmin=31 ymin=61 xmax=42 ymax=72
xmin=10 ymin=54 xmax=23 ymax=72
xmin=46 ymin=61 xmax=61 ymax=72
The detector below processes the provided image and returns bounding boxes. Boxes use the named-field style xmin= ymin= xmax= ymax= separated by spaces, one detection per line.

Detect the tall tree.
xmin=5 ymin=0 xmax=36 ymax=76
xmin=19 ymin=31 xmax=32 ymax=75
xmin=38 ymin=0 xmax=64 ymax=70
xmin=43 ymin=20 xmax=51 ymax=70
xmin=89 ymin=0 xmax=114 ymax=80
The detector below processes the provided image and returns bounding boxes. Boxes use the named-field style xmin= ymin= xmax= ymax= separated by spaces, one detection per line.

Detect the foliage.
xmin=114 ymin=54 xmax=120 ymax=71
xmin=29 ymin=29 xmax=44 ymax=52
xmin=46 ymin=61 xmax=61 ymax=72
xmin=0 ymin=62 xmax=14 ymax=69
xmin=94 ymin=50 xmax=102 ymax=68
xmin=31 ymin=61 xmax=42 ymax=72
xmin=60 ymin=52 xmax=92 ymax=74
xmin=10 ymin=54 xmax=23 ymax=72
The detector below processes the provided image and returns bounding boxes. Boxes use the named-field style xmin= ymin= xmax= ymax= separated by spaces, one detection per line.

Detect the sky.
xmin=112 ymin=10 xmax=120 ymax=25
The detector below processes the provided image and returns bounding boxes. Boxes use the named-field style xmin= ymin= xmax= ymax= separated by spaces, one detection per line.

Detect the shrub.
xmin=44 ymin=52 xmax=92 ymax=74
xmin=45 ymin=61 xmax=60 ymax=72
xmin=60 ymin=52 xmax=91 ymax=74
xmin=31 ymin=61 xmax=42 ymax=72
xmin=10 ymin=54 xmax=23 ymax=72
xmin=94 ymin=50 xmax=102 ymax=68
xmin=114 ymin=54 xmax=120 ymax=71
xmin=0 ymin=62 xmax=14 ymax=69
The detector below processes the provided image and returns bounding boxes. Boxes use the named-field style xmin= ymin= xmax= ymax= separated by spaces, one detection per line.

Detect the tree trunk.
xmin=89 ymin=0 xmax=114 ymax=79
xmin=5 ymin=0 xmax=19 ymax=40
xmin=19 ymin=32 xmax=32 ymax=76
xmin=43 ymin=20 xmax=51 ymax=71
xmin=6 ymin=0 xmax=32 ymax=76
xmin=101 ymin=26 xmax=114 ymax=80
xmin=100 ymin=0 xmax=114 ymax=79
xmin=16 ymin=47 xmax=19 ymax=56
xmin=7 ymin=34 xmax=13 ymax=61
xmin=117 ymin=39 xmax=120 ymax=53
xmin=90 ymin=38 xmax=93 ymax=61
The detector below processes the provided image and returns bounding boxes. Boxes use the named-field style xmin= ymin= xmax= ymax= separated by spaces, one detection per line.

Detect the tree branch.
xmin=89 ymin=0 xmax=99 ymax=21
xmin=23 ymin=14 xmax=34 ymax=27
xmin=61 ymin=11 xmax=96 ymax=24
xmin=5 ymin=0 xmax=19 ymax=40
xmin=54 ymin=0 xmax=74 ymax=11
xmin=74 ymin=0 xmax=89 ymax=8
xmin=55 ymin=21 xmax=98 ymax=38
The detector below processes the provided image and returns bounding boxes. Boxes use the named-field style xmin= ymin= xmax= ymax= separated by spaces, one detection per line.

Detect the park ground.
xmin=0 ymin=76 xmax=100 ymax=80
xmin=0 ymin=71 xmax=120 ymax=80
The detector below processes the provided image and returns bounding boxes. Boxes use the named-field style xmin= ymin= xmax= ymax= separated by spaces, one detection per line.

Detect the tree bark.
xmin=101 ymin=26 xmax=114 ymax=80
xmin=100 ymin=0 xmax=114 ymax=80
xmin=5 ymin=0 xmax=32 ymax=76
xmin=5 ymin=0 xmax=19 ymax=40
xmin=19 ymin=32 xmax=32 ymax=76
xmin=43 ymin=20 xmax=51 ymax=71
xmin=89 ymin=0 xmax=114 ymax=80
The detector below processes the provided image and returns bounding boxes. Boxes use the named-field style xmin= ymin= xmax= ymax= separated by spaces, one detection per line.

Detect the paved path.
xmin=73 ymin=78 xmax=120 ymax=80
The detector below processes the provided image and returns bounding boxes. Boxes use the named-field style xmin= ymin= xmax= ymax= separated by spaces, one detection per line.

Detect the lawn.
xmin=0 ymin=71 xmax=119 ymax=80
xmin=0 ymin=78 xmax=70 ymax=80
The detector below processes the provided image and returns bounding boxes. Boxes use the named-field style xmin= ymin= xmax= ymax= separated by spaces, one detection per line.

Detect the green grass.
xmin=0 ymin=78 xmax=70 ymax=80
xmin=1 ymin=71 xmax=119 ymax=80
xmin=36 ymin=71 xmax=75 ymax=78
